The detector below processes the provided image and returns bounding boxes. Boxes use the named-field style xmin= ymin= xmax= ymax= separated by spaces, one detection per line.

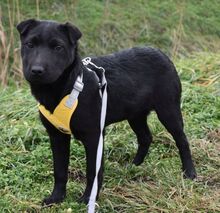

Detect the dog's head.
xmin=17 ymin=19 xmax=82 ymax=84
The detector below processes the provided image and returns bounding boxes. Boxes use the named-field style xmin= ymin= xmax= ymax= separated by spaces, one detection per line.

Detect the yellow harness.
xmin=38 ymin=74 xmax=84 ymax=135
xmin=38 ymin=95 xmax=78 ymax=134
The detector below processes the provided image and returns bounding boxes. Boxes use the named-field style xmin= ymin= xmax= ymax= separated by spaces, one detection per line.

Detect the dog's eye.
xmin=54 ymin=45 xmax=63 ymax=51
xmin=25 ymin=42 xmax=34 ymax=49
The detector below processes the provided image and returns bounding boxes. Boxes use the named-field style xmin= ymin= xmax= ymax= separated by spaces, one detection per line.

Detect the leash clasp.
xmin=82 ymin=57 xmax=92 ymax=66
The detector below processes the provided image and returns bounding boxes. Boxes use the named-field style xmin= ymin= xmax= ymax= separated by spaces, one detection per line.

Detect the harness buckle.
xmin=74 ymin=79 xmax=84 ymax=92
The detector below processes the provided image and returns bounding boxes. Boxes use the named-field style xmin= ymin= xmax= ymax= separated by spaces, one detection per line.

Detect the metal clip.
xmin=82 ymin=57 xmax=91 ymax=66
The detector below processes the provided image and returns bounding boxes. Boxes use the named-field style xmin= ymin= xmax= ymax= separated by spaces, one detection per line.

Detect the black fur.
xmin=17 ymin=19 xmax=196 ymax=205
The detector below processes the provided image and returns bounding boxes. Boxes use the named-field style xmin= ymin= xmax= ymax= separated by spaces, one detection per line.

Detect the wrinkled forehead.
xmin=23 ymin=21 xmax=68 ymax=43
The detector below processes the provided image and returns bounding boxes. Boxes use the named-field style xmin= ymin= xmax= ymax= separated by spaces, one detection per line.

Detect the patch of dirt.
xmin=197 ymin=173 xmax=220 ymax=189
xmin=68 ymin=169 xmax=85 ymax=182
xmin=207 ymin=128 xmax=220 ymax=143
xmin=130 ymin=175 xmax=153 ymax=182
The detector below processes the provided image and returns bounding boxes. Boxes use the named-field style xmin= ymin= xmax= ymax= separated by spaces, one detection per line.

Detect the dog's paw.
xmin=42 ymin=194 xmax=65 ymax=206
xmin=132 ymin=147 xmax=148 ymax=166
xmin=78 ymin=194 xmax=90 ymax=204
xmin=183 ymin=169 xmax=197 ymax=180
xmin=132 ymin=156 xmax=144 ymax=166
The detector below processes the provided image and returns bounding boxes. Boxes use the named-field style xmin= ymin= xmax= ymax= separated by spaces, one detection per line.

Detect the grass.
xmin=0 ymin=0 xmax=220 ymax=212
xmin=0 ymin=52 xmax=219 ymax=212
xmin=1 ymin=0 xmax=220 ymax=86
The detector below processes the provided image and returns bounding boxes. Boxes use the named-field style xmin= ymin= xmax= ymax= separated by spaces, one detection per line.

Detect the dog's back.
xmin=90 ymin=47 xmax=181 ymax=124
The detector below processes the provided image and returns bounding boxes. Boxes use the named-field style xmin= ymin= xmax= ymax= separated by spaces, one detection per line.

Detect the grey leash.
xmin=82 ymin=57 xmax=107 ymax=213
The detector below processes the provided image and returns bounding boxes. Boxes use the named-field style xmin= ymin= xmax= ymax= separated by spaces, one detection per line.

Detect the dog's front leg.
xmin=78 ymin=131 xmax=104 ymax=204
xmin=42 ymin=133 xmax=71 ymax=206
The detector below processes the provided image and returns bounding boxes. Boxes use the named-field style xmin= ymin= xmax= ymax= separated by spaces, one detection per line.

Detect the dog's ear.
xmin=61 ymin=22 xmax=82 ymax=44
xmin=16 ymin=19 xmax=38 ymax=36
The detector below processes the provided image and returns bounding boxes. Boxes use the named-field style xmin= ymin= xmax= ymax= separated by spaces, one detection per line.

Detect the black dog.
xmin=17 ymin=19 xmax=196 ymax=205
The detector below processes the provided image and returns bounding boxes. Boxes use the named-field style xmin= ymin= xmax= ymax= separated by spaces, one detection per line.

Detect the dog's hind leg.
xmin=155 ymin=104 xmax=197 ymax=179
xmin=128 ymin=115 xmax=152 ymax=166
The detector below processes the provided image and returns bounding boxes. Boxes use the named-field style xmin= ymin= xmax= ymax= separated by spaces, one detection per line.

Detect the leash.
xmin=82 ymin=57 xmax=107 ymax=213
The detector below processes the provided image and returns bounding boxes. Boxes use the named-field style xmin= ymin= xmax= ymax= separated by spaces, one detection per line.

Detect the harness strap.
xmin=65 ymin=74 xmax=84 ymax=108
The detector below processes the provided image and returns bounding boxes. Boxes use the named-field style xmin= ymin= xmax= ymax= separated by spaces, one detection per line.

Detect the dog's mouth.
xmin=25 ymin=74 xmax=53 ymax=85
xmin=28 ymin=77 xmax=44 ymax=84
xmin=25 ymin=70 xmax=64 ymax=86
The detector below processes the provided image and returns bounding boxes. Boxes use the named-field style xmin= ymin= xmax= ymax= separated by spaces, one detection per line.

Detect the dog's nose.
xmin=31 ymin=65 xmax=44 ymax=75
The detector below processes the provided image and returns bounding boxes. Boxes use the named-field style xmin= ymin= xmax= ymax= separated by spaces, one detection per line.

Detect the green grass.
xmin=1 ymin=0 xmax=220 ymax=77
xmin=0 ymin=0 xmax=220 ymax=212
xmin=0 ymin=53 xmax=219 ymax=212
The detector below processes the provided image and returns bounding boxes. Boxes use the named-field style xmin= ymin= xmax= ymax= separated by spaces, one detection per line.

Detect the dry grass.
xmin=0 ymin=1 xmax=23 ymax=86
xmin=0 ymin=9 xmax=10 ymax=86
